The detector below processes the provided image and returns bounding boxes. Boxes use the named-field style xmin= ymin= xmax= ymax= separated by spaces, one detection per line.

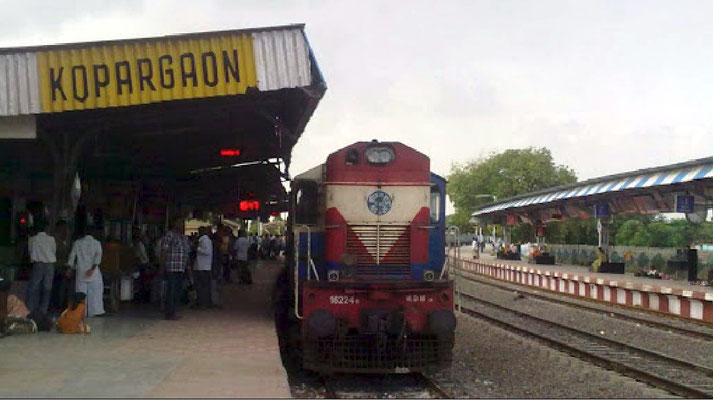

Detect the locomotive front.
xmin=290 ymin=141 xmax=455 ymax=373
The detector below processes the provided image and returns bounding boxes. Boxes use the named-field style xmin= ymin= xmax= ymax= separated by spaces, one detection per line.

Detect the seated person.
xmin=529 ymin=245 xmax=541 ymax=259
xmin=7 ymin=295 xmax=30 ymax=318
xmin=57 ymin=292 xmax=90 ymax=334
xmin=646 ymin=264 xmax=661 ymax=279
xmin=591 ymin=247 xmax=608 ymax=273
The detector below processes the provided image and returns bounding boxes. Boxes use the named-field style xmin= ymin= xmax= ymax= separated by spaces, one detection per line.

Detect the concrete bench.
xmin=599 ymin=262 xmax=625 ymax=274
xmin=534 ymin=254 xmax=556 ymax=265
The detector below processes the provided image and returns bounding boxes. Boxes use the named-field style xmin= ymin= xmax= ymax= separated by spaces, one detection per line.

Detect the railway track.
xmin=457 ymin=291 xmax=713 ymax=398
xmin=457 ymin=269 xmax=713 ymax=341
xmin=319 ymin=372 xmax=453 ymax=398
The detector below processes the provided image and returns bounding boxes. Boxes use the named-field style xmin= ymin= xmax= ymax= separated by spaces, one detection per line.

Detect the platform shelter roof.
xmin=472 ymin=156 xmax=713 ymax=222
xmin=0 ymin=24 xmax=327 ymax=221
xmin=0 ymin=24 xmax=321 ymax=117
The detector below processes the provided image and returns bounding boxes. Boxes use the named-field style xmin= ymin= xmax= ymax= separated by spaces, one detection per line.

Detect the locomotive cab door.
xmin=429 ymin=173 xmax=447 ymax=277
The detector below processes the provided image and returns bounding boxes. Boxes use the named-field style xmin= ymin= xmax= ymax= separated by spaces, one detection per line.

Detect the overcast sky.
xmin=2 ymin=0 xmax=712 ymax=209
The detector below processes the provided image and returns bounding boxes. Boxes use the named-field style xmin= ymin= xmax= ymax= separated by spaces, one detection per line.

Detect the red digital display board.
xmin=239 ymin=200 xmax=260 ymax=212
xmin=220 ymin=149 xmax=241 ymax=156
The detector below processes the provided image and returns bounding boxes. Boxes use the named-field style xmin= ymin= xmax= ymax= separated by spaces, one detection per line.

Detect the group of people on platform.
xmin=2 ymin=218 xmax=104 ymax=335
xmin=132 ymin=219 xmax=285 ymax=320
xmin=2 ymin=216 xmax=286 ymax=334
xmin=471 ymin=234 xmax=487 ymax=253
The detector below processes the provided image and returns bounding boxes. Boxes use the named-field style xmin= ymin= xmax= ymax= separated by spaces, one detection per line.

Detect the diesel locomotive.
xmin=286 ymin=140 xmax=455 ymax=373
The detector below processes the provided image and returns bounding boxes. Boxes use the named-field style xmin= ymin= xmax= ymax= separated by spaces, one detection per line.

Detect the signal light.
xmin=20 ymin=218 xmax=26 ymax=224
xmin=239 ymin=200 xmax=260 ymax=212
xmin=220 ymin=149 xmax=241 ymax=156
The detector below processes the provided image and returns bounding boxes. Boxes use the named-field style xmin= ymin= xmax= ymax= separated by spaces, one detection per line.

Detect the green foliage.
xmin=647 ymin=222 xmax=673 ymax=247
xmin=615 ymin=220 xmax=649 ymax=246
xmin=547 ymin=219 xmax=598 ymax=245
xmin=651 ymin=253 xmax=666 ymax=268
xmin=610 ymin=251 xmax=622 ymax=262
xmin=511 ymin=223 xmax=534 ymax=243
xmin=614 ymin=217 xmax=712 ymax=248
xmin=446 ymin=210 xmax=472 ymax=233
xmin=636 ymin=252 xmax=650 ymax=268
xmin=447 ymin=147 xmax=577 ymax=222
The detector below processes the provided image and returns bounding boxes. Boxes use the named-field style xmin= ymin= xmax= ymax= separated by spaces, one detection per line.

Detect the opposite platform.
xmin=0 ymin=260 xmax=291 ymax=398
xmin=454 ymin=250 xmax=713 ymax=324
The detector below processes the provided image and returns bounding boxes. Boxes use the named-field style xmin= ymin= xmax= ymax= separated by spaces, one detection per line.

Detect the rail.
xmin=458 ymin=291 xmax=713 ymax=398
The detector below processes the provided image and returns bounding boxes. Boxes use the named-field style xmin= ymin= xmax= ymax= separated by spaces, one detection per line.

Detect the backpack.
xmin=4 ymin=316 xmax=37 ymax=335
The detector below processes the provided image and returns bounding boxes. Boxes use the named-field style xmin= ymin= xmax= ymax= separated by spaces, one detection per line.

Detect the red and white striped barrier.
xmin=455 ymin=258 xmax=713 ymax=324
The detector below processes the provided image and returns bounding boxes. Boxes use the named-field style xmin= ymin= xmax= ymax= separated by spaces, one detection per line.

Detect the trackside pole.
xmin=446 ymin=226 xmax=461 ymax=313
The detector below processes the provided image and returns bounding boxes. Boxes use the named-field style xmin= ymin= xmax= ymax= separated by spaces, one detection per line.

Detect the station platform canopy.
xmin=472 ymin=157 xmax=713 ymax=225
xmin=0 ymin=24 xmax=326 ymax=224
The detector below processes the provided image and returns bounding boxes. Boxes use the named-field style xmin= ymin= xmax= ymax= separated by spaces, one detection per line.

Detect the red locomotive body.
xmin=289 ymin=141 xmax=454 ymax=373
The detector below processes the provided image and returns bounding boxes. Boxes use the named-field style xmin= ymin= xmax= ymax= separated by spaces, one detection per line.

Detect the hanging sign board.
xmin=594 ymin=203 xmax=610 ymax=219
xmin=675 ymin=195 xmax=695 ymax=213
xmin=506 ymin=214 xmax=518 ymax=226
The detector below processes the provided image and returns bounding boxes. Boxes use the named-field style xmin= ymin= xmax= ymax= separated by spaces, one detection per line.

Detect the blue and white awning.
xmin=472 ymin=159 xmax=713 ymax=217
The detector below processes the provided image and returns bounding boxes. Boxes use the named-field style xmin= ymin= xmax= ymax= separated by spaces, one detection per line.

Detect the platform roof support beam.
xmin=40 ymin=127 xmax=95 ymax=230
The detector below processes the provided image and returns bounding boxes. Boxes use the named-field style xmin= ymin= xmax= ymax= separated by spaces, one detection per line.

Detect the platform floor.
xmin=0 ymin=260 xmax=291 ymax=398
xmin=458 ymin=247 xmax=713 ymax=296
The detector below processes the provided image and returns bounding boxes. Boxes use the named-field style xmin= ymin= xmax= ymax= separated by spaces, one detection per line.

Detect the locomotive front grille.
xmin=303 ymin=334 xmax=453 ymax=373
xmin=346 ymin=224 xmax=410 ymax=269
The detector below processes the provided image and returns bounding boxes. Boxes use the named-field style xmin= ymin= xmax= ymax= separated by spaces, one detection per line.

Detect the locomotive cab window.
xmin=430 ymin=185 xmax=441 ymax=223
xmin=365 ymin=146 xmax=395 ymax=165
xmin=345 ymin=149 xmax=360 ymax=165
xmin=294 ymin=180 xmax=319 ymax=225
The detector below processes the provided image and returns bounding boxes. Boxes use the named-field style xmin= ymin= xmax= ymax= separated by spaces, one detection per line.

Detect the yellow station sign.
xmin=36 ymin=33 xmax=258 ymax=113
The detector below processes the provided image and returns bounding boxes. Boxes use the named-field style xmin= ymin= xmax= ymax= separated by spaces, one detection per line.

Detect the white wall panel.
xmin=253 ymin=29 xmax=311 ymax=91
xmin=0 ymin=53 xmax=41 ymax=116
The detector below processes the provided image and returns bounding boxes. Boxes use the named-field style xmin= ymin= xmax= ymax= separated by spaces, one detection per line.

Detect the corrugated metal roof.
xmin=0 ymin=24 xmax=321 ymax=117
xmin=253 ymin=29 xmax=311 ymax=91
xmin=0 ymin=53 xmax=41 ymax=116
xmin=472 ymin=157 xmax=713 ymax=217
xmin=0 ymin=24 xmax=306 ymax=54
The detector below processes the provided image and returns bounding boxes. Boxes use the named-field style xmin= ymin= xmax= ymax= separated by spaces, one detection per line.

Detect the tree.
xmin=615 ymin=220 xmax=647 ymax=246
xmin=446 ymin=211 xmax=472 ymax=233
xmin=447 ymin=147 xmax=577 ymax=237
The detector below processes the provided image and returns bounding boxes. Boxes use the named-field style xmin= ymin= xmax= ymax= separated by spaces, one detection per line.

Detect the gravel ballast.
xmin=426 ymin=314 xmax=675 ymax=398
xmin=458 ymin=277 xmax=713 ymax=368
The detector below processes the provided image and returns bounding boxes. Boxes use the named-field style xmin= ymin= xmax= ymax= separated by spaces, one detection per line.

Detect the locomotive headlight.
xmin=423 ymin=270 xmax=435 ymax=281
xmin=328 ymin=270 xmax=340 ymax=282
xmin=365 ymin=146 xmax=395 ymax=165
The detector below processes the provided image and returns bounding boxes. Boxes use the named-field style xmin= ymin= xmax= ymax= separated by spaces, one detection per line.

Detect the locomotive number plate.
xmin=329 ymin=295 xmax=359 ymax=305
xmin=406 ymin=294 xmax=432 ymax=303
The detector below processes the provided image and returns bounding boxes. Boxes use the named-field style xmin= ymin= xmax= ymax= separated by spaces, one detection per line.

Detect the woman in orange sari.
xmin=57 ymin=292 xmax=90 ymax=334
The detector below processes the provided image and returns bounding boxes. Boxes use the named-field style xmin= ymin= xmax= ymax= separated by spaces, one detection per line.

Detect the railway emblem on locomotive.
xmin=366 ymin=190 xmax=392 ymax=215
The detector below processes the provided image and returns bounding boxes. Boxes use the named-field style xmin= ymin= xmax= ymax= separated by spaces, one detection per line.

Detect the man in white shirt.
xmin=27 ymin=219 xmax=56 ymax=314
xmin=67 ymin=226 xmax=105 ymax=317
xmin=192 ymin=226 xmax=213 ymax=308
xmin=234 ymin=230 xmax=252 ymax=284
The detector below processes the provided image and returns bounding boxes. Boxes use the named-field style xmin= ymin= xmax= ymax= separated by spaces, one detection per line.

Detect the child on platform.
xmin=57 ymin=292 xmax=90 ymax=334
